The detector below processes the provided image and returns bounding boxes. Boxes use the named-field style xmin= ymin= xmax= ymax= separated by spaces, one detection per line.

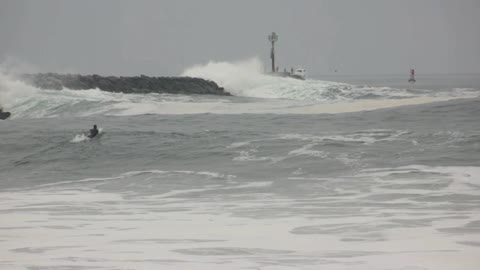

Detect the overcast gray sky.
xmin=1 ymin=0 xmax=479 ymax=76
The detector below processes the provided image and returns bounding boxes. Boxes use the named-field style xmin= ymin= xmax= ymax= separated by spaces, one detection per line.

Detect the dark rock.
xmin=19 ymin=73 xmax=231 ymax=96
xmin=0 ymin=111 xmax=11 ymax=120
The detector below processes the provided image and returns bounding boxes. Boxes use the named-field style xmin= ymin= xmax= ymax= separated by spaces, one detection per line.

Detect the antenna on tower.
xmin=268 ymin=32 xmax=278 ymax=73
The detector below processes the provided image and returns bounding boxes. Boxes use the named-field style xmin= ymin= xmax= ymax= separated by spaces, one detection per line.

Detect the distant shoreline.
xmin=19 ymin=73 xmax=231 ymax=96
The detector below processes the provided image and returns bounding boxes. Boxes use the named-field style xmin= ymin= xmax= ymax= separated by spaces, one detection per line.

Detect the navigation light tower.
xmin=268 ymin=32 xmax=278 ymax=73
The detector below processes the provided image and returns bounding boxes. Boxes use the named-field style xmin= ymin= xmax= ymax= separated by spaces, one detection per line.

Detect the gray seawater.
xmin=1 ymin=73 xmax=480 ymax=270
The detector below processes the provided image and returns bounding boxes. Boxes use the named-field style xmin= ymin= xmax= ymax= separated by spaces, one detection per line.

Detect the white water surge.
xmin=1 ymin=165 xmax=479 ymax=270
xmin=1 ymin=60 xmax=478 ymax=119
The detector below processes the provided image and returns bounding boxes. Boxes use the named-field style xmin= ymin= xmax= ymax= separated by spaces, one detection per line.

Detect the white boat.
xmin=291 ymin=68 xmax=307 ymax=80
xmin=267 ymin=67 xmax=307 ymax=80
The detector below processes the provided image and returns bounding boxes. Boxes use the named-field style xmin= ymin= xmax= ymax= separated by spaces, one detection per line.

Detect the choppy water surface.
xmin=1 ymin=69 xmax=480 ymax=270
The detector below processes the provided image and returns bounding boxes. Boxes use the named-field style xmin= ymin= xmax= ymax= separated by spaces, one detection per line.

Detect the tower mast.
xmin=268 ymin=32 xmax=278 ymax=73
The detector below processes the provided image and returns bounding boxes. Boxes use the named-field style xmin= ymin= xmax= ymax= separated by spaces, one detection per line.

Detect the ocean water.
xmin=1 ymin=60 xmax=480 ymax=270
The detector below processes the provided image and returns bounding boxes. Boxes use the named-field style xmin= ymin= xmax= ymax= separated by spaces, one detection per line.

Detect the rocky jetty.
xmin=0 ymin=110 xmax=11 ymax=120
xmin=19 ymin=73 xmax=230 ymax=96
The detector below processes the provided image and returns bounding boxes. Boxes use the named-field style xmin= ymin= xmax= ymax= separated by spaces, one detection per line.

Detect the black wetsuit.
xmin=89 ymin=128 xmax=99 ymax=138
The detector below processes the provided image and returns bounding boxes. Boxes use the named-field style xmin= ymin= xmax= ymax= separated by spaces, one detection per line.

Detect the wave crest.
xmin=181 ymin=58 xmax=424 ymax=101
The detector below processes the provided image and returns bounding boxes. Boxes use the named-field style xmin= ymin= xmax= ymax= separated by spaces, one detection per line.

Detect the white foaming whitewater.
xmin=182 ymin=58 xmax=357 ymax=100
xmin=70 ymin=128 xmax=104 ymax=143
xmin=0 ymin=61 xmax=478 ymax=119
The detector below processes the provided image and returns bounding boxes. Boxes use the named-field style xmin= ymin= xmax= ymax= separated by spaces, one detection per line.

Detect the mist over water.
xmin=1 ymin=59 xmax=480 ymax=270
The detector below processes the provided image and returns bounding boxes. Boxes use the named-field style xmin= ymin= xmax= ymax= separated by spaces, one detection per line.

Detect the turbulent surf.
xmin=1 ymin=60 xmax=480 ymax=270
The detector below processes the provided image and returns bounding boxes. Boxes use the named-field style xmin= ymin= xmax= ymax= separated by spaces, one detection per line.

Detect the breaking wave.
xmin=181 ymin=58 xmax=475 ymax=102
xmin=1 ymin=59 xmax=478 ymax=119
xmin=0 ymin=72 xmax=230 ymax=118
